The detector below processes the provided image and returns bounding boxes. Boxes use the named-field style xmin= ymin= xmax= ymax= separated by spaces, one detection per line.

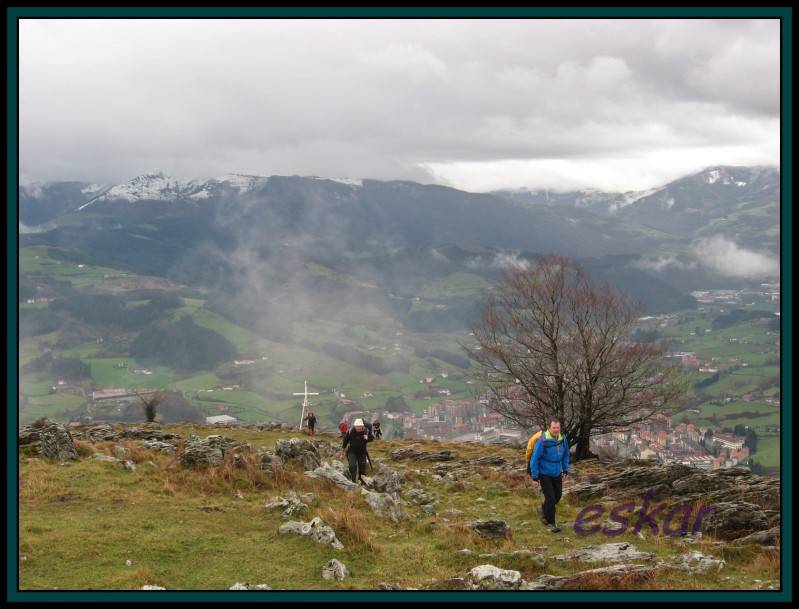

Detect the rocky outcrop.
xmin=567 ymin=460 xmax=778 ymax=541
xmin=264 ymin=491 xmax=309 ymax=519
xmin=361 ymin=488 xmax=403 ymax=523
xmin=661 ymin=551 xmax=725 ymax=574
xmin=368 ymin=464 xmax=405 ymax=494
xmin=733 ymin=526 xmax=780 ymax=545
xmin=278 ymin=516 xmax=344 ymax=549
xmin=179 ymin=434 xmax=245 ymax=467
xmin=391 ymin=445 xmax=456 ymax=462
xmin=321 ymin=559 xmax=349 ymax=581
xmin=83 ymin=424 xmax=118 ymax=443
xmin=553 ymin=542 xmax=654 ymax=564
xmin=478 ymin=550 xmax=546 ymax=567
xmin=18 ymin=419 xmax=78 ymax=462
xmin=524 ymin=563 xmax=657 ymax=590
xmin=274 ymin=438 xmax=322 ymax=470
xmin=92 ymin=453 xmax=136 ymax=471
xmin=695 ymin=501 xmax=769 ymax=541
xmin=228 ymin=582 xmax=272 ymax=590
xmin=466 ymin=519 xmax=510 ymax=539
xmin=304 ymin=461 xmax=359 ymax=491
xmin=139 ymin=439 xmax=177 ymax=454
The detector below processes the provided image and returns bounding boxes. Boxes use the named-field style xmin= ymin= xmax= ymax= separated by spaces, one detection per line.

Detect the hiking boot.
xmin=546 ymin=523 xmax=561 ymax=533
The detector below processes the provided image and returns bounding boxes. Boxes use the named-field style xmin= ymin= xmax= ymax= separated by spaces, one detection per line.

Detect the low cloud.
xmin=691 ymin=235 xmax=778 ymax=278
xmin=466 ymin=252 xmax=530 ymax=270
xmin=631 ymin=255 xmax=697 ymax=272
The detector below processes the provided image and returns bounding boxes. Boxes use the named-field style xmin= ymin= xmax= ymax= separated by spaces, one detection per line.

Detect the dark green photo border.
xmin=5 ymin=5 xmax=793 ymax=603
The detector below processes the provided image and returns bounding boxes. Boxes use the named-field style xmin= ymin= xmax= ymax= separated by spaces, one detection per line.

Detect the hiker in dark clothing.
xmin=303 ymin=411 xmax=317 ymax=436
xmin=341 ymin=418 xmax=373 ymax=484
xmin=372 ymin=420 xmax=382 ymax=439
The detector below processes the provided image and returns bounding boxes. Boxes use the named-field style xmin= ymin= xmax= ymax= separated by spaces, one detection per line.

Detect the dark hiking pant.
xmin=539 ymin=474 xmax=563 ymax=525
xmin=346 ymin=450 xmax=368 ymax=483
xmin=308 ymin=425 xmax=315 ymax=436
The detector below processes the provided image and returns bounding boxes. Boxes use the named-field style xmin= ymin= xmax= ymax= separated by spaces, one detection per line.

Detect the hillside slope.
xmin=18 ymin=420 xmax=780 ymax=591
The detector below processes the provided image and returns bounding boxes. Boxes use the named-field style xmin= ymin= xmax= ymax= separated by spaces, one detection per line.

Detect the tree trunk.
xmin=573 ymin=435 xmax=595 ymax=461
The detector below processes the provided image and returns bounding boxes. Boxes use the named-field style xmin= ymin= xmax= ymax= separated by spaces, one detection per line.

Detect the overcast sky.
xmin=20 ymin=18 xmax=780 ymax=192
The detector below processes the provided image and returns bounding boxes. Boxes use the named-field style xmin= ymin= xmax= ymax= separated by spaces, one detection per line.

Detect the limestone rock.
xmin=18 ymin=419 xmax=78 ymax=462
xmin=178 ymin=434 xmax=241 ymax=467
xmin=264 ymin=491 xmax=309 ymax=519
xmin=369 ymin=464 xmax=405 ymax=494
xmin=468 ymin=565 xmax=524 ymax=590
xmin=696 ymin=501 xmax=768 ymax=541
xmin=278 ymin=516 xmax=344 ymax=549
xmin=274 ymin=438 xmax=322 ymax=470
xmin=139 ymin=440 xmax=176 ymax=454
xmin=733 ymin=526 xmax=780 ymax=545
xmin=663 ymin=551 xmax=725 ymax=574
xmin=478 ymin=550 xmax=545 ymax=567
xmin=553 ymin=542 xmax=654 ymax=564
xmin=391 ymin=445 xmax=456 ymax=462
xmin=229 ymin=582 xmax=272 ymax=590
xmin=466 ymin=519 xmax=510 ymax=539
xmin=361 ymin=488 xmax=402 ymax=523
xmin=304 ymin=461 xmax=359 ymax=491
xmin=321 ymin=559 xmax=349 ymax=581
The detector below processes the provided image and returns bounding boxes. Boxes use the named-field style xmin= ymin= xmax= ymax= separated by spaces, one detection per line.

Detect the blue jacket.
xmin=530 ymin=430 xmax=569 ymax=480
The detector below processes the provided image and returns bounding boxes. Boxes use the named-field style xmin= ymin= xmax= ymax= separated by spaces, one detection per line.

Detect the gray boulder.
xmin=696 ymin=501 xmax=769 ymax=541
xmin=84 ymin=424 xmax=118 ymax=442
xmin=466 ymin=519 xmax=510 ymax=539
xmin=478 ymin=550 xmax=545 ymax=567
xmin=553 ymin=542 xmax=654 ymax=564
xmin=304 ymin=461 xmax=359 ymax=491
xmin=264 ymin=491 xmax=309 ymax=519
xmin=278 ymin=516 xmax=344 ymax=549
xmin=274 ymin=438 xmax=322 ymax=470
xmin=467 ymin=565 xmax=525 ymax=590
xmin=733 ymin=526 xmax=780 ymax=545
xmin=321 ymin=559 xmax=349 ymax=581
xmin=662 ymin=551 xmax=725 ymax=574
xmin=139 ymin=440 xmax=176 ymax=454
xmin=18 ymin=418 xmax=79 ymax=462
xmin=361 ymin=488 xmax=402 ymax=523
xmin=229 ymin=582 xmax=272 ymax=590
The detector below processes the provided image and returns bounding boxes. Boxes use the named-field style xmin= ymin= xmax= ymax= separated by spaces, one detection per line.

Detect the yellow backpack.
xmin=525 ymin=430 xmax=544 ymax=470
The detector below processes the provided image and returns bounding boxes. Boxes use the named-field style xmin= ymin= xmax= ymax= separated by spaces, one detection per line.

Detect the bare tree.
xmin=462 ymin=255 xmax=686 ymax=460
xmin=135 ymin=390 xmax=163 ymax=423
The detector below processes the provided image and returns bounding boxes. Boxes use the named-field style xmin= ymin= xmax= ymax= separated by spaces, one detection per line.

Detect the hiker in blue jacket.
xmin=529 ymin=417 xmax=570 ymax=533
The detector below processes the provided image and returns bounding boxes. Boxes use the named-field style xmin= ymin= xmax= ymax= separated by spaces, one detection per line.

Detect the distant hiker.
xmin=529 ymin=418 xmax=570 ymax=533
xmin=338 ymin=421 xmax=349 ymax=438
xmin=372 ymin=420 xmax=382 ymax=439
xmin=303 ymin=411 xmax=317 ymax=436
xmin=342 ymin=418 xmax=373 ymax=484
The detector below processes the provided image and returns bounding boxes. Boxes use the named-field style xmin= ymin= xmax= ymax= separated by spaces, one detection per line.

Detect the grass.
xmin=18 ymin=426 xmax=781 ymax=590
xmin=83 ymin=358 xmax=175 ymax=390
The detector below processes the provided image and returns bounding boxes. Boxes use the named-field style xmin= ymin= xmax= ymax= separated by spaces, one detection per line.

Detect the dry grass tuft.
xmin=320 ymin=498 xmax=378 ymax=552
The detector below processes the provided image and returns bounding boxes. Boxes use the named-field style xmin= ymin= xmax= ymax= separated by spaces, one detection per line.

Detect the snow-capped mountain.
xmin=77 ymin=172 xmax=271 ymax=209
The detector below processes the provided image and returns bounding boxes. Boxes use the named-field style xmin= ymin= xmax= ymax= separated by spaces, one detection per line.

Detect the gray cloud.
xmin=19 ymin=19 xmax=779 ymax=190
xmin=691 ymin=235 xmax=779 ymax=279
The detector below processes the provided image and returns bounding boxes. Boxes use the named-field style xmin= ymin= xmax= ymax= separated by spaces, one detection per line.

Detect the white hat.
xmin=354 ymin=418 xmax=364 ymax=427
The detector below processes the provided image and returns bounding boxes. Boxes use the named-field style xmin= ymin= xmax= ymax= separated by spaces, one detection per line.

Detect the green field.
xmin=83 ymin=358 xmax=175 ymax=390
xmin=21 ymin=393 xmax=85 ymax=425
xmin=20 ymin=246 xmax=136 ymax=288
